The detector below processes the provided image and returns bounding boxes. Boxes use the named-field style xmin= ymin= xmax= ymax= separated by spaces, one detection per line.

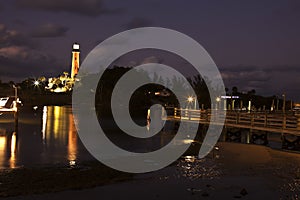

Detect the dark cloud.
xmin=221 ymin=67 xmax=271 ymax=93
xmin=0 ymin=24 xmax=36 ymax=48
xmin=220 ymin=65 xmax=261 ymax=74
xmin=220 ymin=65 xmax=300 ymax=100
xmin=264 ymin=65 xmax=300 ymax=72
xmin=15 ymin=0 xmax=107 ymax=17
xmin=0 ymin=24 xmax=61 ymax=81
xmin=126 ymin=17 xmax=152 ymax=29
xmin=0 ymin=46 xmax=57 ymax=78
xmin=30 ymin=23 xmax=68 ymax=38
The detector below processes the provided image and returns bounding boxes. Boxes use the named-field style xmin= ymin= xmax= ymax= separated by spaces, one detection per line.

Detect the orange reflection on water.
xmin=68 ymin=113 xmax=77 ymax=166
xmin=43 ymin=106 xmax=78 ymax=166
xmin=10 ymin=132 xmax=17 ymax=168
xmin=0 ymin=131 xmax=18 ymax=168
xmin=42 ymin=106 xmax=47 ymax=141
xmin=0 ymin=135 xmax=6 ymax=167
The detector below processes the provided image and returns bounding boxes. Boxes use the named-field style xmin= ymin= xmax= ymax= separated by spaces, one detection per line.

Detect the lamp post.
xmin=282 ymin=93 xmax=286 ymax=113
xmin=271 ymin=99 xmax=274 ymax=111
xmin=216 ymin=97 xmax=221 ymax=110
xmin=12 ymin=85 xmax=17 ymax=101
xmin=276 ymin=96 xmax=279 ymax=111
xmin=12 ymin=85 xmax=19 ymax=132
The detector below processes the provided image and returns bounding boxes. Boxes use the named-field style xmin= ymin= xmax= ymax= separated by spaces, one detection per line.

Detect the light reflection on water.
xmin=0 ymin=105 xmax=181 ymax=169
xmin=10 ymin=132 xmax=17 ymax=168
xmin=0 ymin=106 xmax=93 ymax=169
xmin=176 ymin=155 xmax=222 ymax=181
xmin=0 ymin=131 xmax=17 ymax=169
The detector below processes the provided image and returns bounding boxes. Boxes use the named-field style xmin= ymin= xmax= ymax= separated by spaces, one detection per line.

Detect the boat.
xmin=0 ymin=97 xmax=9 ymax=108
xmin=0 ymin=97 xmax=21 ymax=112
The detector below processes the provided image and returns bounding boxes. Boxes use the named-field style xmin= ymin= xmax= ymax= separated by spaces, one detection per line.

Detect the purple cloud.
xmin=15 ymin=0 xmax=107 ymax=17
xmin=30 ymin=23 xmax=68 ymax=38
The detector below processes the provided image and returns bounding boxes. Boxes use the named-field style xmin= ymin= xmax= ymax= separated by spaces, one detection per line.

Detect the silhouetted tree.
xmin=225 ymin=87 xmax=229 ymax=95
xmin=232 ymin=86 xmax=238 ymax=95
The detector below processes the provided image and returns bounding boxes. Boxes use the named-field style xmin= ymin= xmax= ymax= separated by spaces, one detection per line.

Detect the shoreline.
xmin=1 ymin=142 xmax=300 ymax=199
xmin=0 ymin=161 xmax=133 ymax=198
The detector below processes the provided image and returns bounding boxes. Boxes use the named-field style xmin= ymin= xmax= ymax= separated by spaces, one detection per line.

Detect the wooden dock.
xmin=0 ymin=107 xmax=17 ymax=112
xmin=0 ymin=96 xmax=20 ymax=113
xmin=168 ymin=108 xmax=300 ymax=135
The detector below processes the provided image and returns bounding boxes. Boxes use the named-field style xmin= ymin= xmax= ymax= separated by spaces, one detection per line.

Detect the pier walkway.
xmin=168 ymin=108 xmax=300 ymax=136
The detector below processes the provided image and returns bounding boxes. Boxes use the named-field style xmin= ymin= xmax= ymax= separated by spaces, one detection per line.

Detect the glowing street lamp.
xmin=34 ymin=80 xmax=39 ymax=86
xmin=282 ymin=93 xmax=286 ymax=113
xmin=187 ymin=96 xmax=197 ymax=110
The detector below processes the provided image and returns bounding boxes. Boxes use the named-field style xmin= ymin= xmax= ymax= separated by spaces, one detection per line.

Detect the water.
xmin=0 ymin=106 xmax=94 ymax=169
xmin=0 ymin=105 xmax=177 ymax=169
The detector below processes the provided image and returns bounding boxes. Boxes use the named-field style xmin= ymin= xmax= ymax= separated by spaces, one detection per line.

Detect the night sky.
xmin=0 ymin=0 xmax=299 ymax=100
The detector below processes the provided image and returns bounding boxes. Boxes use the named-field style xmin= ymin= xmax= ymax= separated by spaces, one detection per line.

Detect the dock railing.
xmin=170 ymin=108 xmax=300 ymax=135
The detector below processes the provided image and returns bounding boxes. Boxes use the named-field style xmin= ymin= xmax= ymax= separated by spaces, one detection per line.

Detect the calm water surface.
xmin=0 ymin=106 xmax=177 ymax=169
xmin=0 ymin=106 xmax=95 ymax=169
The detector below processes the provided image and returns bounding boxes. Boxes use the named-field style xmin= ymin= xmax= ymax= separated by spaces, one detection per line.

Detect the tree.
xmin=248 ymin=89 xmax=256 ymax=96
xmin=225 ymin=87 xmax=229 ymax=95
xmin=232 ymin=86 xmax=238 ymax=95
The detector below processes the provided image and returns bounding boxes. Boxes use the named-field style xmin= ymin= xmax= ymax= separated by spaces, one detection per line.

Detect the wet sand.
xmin=3 ymin=142 xmax=300 ymax=199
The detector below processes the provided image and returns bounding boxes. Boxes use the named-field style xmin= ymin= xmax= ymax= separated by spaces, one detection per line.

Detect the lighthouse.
xmin=71 ymin=43 xmax=80 ymax=79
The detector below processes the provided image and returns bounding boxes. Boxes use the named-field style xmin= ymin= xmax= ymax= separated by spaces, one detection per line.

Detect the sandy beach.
xmin=2 ymin=142 xmax=300 ymax=200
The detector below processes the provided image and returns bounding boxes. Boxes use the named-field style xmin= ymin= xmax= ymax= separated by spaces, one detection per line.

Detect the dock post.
xmin=222 ymin=126 xmax=227 ymax=142
xmin=264 ymin=112 xmax=267 ymax=127
xmin=283 ymin=114 xmax=287 ymax=129
xmin=12 ymin=98 xmax=19 ymax=134
xmin=246 ymin=129 xmax=252 ymax=144
xmin=296 ymin=114 xmax=300 ymax=130
xmin=14 ymin=110 xmax=19 ymax=133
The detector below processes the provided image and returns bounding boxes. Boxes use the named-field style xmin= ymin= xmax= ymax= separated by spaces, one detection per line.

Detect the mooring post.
xmin=282 ymin=114 xmax=287 ymax=129
xmin=222 ymin=126 xmax=227 ymax=142
xmin=236 ymin=112 xmax=239 ymax=124
xmin=14 ymin=110 xmax=19 ymax=133
xmin=246 ymin=129 xmax=252 ymax=144
xmin=251 ymin=112 xmax=254 ymax=126
xmin=264 ymin=112 xmax=267 ymax=127
xmin=296 ymin=114 xmax=300 ymax=130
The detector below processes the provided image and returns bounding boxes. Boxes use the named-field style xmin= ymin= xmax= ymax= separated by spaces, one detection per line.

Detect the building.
xmin=71 ymin=43 xmax=80 ymax=79
xmin=45 ymin=43 xmax=80 ymax=93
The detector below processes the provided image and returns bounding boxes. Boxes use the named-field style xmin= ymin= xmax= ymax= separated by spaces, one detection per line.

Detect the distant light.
xmin=182 ymin=139 xmax=194 ymax=144
xmin=34 ymin=80 xmax=39 ymax=86
xmin=216 ymin=97 xmax=221 ymax=102
xmin=184 ymin=155 xmax=196 ymax=162
xmin=69 ymin=160 xmax=76 ymax=166
xmin=187 ymin=96 xmax=194 ymax=102
xmin=221 ymin=95 xmax=239 ymax=99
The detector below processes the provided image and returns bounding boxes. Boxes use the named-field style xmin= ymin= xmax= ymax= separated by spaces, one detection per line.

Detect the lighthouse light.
xmin=73 ymin=44 xmax=80 ymax=50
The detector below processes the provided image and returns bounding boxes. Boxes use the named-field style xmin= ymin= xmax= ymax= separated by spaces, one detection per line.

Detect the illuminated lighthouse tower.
xmin=71 ymin=43 xmax=80 ymax=79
